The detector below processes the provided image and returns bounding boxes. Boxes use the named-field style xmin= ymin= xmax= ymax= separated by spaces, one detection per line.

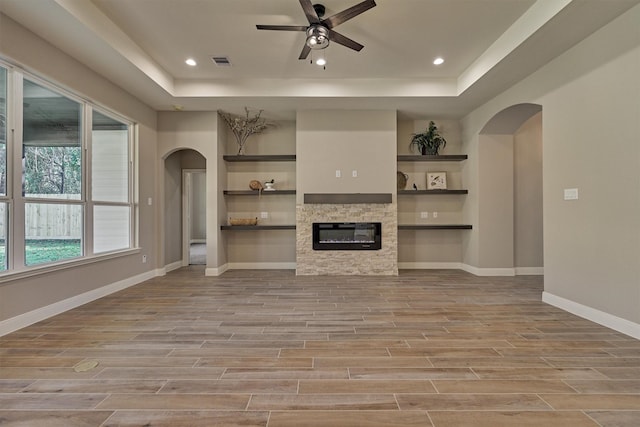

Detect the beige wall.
xmin=163 ymin=153 xmax=182 ymax=265
xmin=0 ymin=14 xmax=158 ymax=324
xmin=190 ymin=171 xmax=207 ymax=241
xmin=296 ymin=110 xmax=397 ymax=202
xmin=477 ymin=134 xmax=514 ymax=269
xmin=514 ymin=112 xmax=543 ymax=270
xmin=463 ymin=4 xmax=640 ymax=328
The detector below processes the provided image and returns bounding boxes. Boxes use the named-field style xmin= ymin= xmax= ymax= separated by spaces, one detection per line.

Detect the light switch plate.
xmin=564 ymin=188 xmax=579 ymax=200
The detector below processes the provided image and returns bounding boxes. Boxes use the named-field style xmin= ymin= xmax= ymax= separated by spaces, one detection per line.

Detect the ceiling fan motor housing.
xmin=306 ymin=25 xmax=329 ymax=49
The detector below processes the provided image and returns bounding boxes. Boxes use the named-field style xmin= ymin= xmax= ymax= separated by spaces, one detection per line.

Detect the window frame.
xmin=0 ymin=59 xmax=139 ymax=279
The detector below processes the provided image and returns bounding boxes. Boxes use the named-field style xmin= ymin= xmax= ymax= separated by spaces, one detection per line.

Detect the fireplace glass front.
xmin=312 ymin=222 xmax=381 ymax=250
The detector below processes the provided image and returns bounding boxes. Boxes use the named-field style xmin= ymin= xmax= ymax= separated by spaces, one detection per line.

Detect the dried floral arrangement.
xmin=218 ymin=108 xmax=272 ymax=155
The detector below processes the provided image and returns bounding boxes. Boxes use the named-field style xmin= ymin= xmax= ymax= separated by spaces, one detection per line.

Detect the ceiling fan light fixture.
xmin=306 ymin=25 xmax=329 ymax=50
xmin=433 ymin=57 xmax=444 ymax=65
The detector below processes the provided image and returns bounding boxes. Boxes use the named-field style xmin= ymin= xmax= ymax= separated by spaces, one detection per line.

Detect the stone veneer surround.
xmin=296 ymin=203 xmax=398 ymax=275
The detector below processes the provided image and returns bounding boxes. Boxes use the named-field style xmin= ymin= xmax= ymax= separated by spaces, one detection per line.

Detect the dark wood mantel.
xmin=304 ymin=193 xmax=392 ymax=204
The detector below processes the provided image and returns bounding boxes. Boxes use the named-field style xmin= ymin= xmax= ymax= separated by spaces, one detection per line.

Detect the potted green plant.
xmin=410 ymin=121 xmax=447 ymax=155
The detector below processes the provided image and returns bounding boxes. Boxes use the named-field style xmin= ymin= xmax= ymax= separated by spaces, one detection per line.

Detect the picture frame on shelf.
xmin=427 ymin=172 xmax=447 ymax=190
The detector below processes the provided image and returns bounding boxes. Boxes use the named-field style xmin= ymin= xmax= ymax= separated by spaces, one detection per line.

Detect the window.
xmin=92 ymin=110 xmax=131 ymax=253
xmin=23 ymin=78 xmax=83 ymax=265
xmin=0 ymin=61 xmax=136 ymax=274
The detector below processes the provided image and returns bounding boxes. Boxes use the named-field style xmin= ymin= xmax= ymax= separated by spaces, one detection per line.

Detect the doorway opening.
xmin=182 ymin=169 xmax=206 ymax=265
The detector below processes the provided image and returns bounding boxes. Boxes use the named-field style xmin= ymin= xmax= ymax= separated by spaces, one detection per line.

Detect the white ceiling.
xmin=1 ymin=0 xmax=638 ymax=119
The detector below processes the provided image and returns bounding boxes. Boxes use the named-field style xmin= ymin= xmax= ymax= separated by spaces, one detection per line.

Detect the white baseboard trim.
xmin=206 ymin=263 xmax=296 ymax=275
xmin=205 ymin=264 xmax=229 ymax=276
xmin=0 ymin=269 xmax=159 ymax=337
xmin=543 ymin=291 xmax=640 ymax=340
xmin=228 ymin=262 xmax=296 ymax=270
xmin=397 ymin=262 xmax=463 ymax=270
xmin=164 ymin=260 xmax=183 ymax=273
xmin=515 ymin=267 xmax=544 ymax=275
xmin=397 ymin=263 xmax=542 ymax=276
xmin=461 ymin=264 xmax=516 ymax=276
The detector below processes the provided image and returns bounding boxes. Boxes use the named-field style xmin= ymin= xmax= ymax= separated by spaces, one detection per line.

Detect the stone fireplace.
xmin=296 ymin=194 xmax=398 ymax=275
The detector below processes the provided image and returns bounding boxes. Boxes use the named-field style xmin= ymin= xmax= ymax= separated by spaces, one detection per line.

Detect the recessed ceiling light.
xmin=185 ymin=58 xmax=197 ymax=66
xmin=433 ymin=57 xmax=444 ymax=65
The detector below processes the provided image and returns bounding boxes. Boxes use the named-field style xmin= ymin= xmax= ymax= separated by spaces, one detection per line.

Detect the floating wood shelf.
xmin=397 ymin=155 xmax=468 ymax=162
xmin=220 ymin=225 xmax=296 ymax=230
xmin=223 ymin=155 xmax=296 ymax=162
xmin=398 ymin=189 xmax=468 ymax=195
xmin=398 ymin=224 xmax=473 ymax=230
xmin=223 ymin=190 xmax=296 ymax=195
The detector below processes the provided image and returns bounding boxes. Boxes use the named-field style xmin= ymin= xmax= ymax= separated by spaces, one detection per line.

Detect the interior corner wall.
xmin=462 ymin=4 xmax=640 ymax=332
xmin=0 ymin=13 xmax=159 ymax=327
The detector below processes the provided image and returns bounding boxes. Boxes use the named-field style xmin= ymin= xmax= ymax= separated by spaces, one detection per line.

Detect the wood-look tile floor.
xmin=1 ymin=267 xmax=639 ymax=426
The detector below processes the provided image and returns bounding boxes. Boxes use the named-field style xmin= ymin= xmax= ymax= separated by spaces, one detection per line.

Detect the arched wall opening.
xmin=163 ymin=149 xmax=206 ymax=269
xmin=476 ymin=103 xmax=543 ymax=275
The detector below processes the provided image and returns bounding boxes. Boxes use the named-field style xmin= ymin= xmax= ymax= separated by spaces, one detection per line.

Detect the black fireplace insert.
xmin=312 ymin=222 xmax=381 ymax=250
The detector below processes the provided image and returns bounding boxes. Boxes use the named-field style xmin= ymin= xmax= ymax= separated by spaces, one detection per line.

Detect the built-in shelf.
xmin=397 ymin=155 xmax=468 ymax=162
xmin=221 ymin=225 xmax=296 ymax=230
xmin=223 ymin=190 xmax=296 ymax=195
xmin=223 ymin=155 xmax=296 ymax=162
xmin=398 ymin=224 xmax=473 ymax=230
xmin=398 ymin=189 xmax=468 ymax=195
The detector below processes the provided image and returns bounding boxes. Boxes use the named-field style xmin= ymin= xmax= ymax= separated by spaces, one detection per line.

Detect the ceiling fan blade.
xmin=322 ymin=0 xmax=376 ymax=29
xmin=298 ymin=44 xmax=312 ymax=60
xmin=256 ymin=24 xmax=308 ymax=31
xmin=327 ymin=29 xmax=364 ymax=52
xmin=299 ymin=0 xmax=320 ymax=24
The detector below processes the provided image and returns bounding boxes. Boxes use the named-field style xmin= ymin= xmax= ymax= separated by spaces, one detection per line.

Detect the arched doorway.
xmin=477 ymin=103 xmax=543 ymax=275
xmin=163 ymin=149 xmax=206 ymax=269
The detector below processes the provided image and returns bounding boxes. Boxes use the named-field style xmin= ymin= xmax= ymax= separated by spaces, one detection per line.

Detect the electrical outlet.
xmin=433 ymin=212 xmax=438 ymax=218
xmin=352 ymin=170 xmax=358 ymax=177
xmin=142 ymin=255 xmax=147 ymax=263
xmin=420 ymin=212 xmax=428 ymax=219
xmin=261 ymin=211 xmax=269 ymax=219
xmin=335 ymin=170 xmax=341 ymax=178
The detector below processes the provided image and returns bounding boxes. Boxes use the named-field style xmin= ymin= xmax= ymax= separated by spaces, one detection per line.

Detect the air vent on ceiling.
xmin=211 ymin=56 xmax=232 ymax=66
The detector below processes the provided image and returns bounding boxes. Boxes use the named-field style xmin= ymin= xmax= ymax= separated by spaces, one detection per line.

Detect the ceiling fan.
xmin=256 ymin=0 xmax=376 ymax=60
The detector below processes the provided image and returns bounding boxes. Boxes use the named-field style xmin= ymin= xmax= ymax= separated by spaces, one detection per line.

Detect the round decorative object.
xmin=249 ymin=180 xmax=263 ymax=190
xmin=397 ymin=171 xmax=408 ymax=190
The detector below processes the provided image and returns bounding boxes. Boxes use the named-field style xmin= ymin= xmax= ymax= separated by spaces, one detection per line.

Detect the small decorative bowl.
xmin=229 ymin=217 xmax=258 ymax=226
